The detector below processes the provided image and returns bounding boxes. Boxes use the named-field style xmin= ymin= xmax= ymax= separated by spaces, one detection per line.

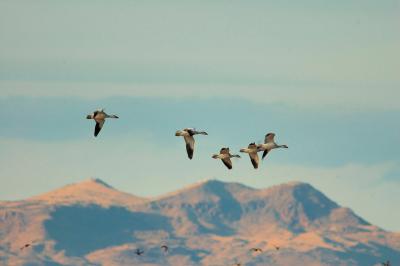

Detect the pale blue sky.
xmin=0 ymin=1 xmax=399 ymax=231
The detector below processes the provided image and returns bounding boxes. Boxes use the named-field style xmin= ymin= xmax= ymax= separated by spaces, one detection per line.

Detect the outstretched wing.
xmin=264 ymin=133 xmax=275 ymax=143
xmin=222 ymin=157 xmax=232 ymax=169
xmin=249 ymin=152 xmax=259 ymax=169
xmin=184 ymin=135 xmax=195 ymax=159
xmin=94 ymin=120 xmax=105 ymax=137
xmin=262 ymin=149 xmax=269 ymax=159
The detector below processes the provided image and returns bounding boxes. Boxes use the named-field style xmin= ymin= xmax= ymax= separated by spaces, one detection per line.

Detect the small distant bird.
xmin=212 ymin=147 xmax=240 ymax=170
xmin=86 ymin=109 xmax=119 ymax=137
xmin=272 ymin=244 xmax=280 ymax=250
xmin=161 ymin=245 xmax=169 ymax=253
xmin=240 ymin=142 xmax=259 ymax=169
xmin=20 ymin=243 xmax=31 ymax=251
xmin=20 ymin=240 xmax=36 ymax=251
xmin=233 ymin=264 xmax=241 ymax=266
xmin=382 ymin=261 xmax=390 ymax=266
xmin=135 ymin=249 xmax=144 ymax=256
xmin=257 ymin=133 xmax=288 ymax=160
xmin=250 ymin=248 xmax=263 ymax=253
xmin=175 ymin=128 xmax=208 ymax=159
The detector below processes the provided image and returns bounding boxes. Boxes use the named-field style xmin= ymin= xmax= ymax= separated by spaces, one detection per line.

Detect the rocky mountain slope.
xmin=0 ymin=178 xmax=399 ymax=266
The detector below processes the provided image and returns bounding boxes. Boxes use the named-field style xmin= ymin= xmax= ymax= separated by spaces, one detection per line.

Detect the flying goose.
xmin=135 ymin=249 xmax=144 ymax=256
xmin=272 ymin=244 xmax=280 ymax=250
xmin=212 ymin=147 xmax=240 ymax=170
xmin=86 ymin=109 xmax=119 ymax=137
xmin=20 ymin=240 xmax=37 ymax=251
xmin=250 ymin=248 xmax=263 ymax=253
xmin=240 ymin=142 xmax=259 ymax=169
xmin=257 ymin=133 xmax=288 ymax=160
xmin=175 ymin=128 xmax=208 ymax=159
xmin=20 ymin=243 xmax=32 ymax=251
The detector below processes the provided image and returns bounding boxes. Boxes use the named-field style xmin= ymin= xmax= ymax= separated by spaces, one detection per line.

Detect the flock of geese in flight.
xmin=19 ymin=241 xmax=391 ymax=266
xmin=174 ymin=127 xmax=289 ymax=170
xmin=86 ymin=108 xmax=287 ymax=264
xmin=83 ymin=109 xmax=393 ymax=266
xmin=20 ymin=241 xmax=281 ymax=265
xmin=18 ymin=109 xmax=391 ymax=266
xmin=87 ymin=109 xmax=289 ymax=169
xmin=83 ymin=109 xmax=395 ymax=266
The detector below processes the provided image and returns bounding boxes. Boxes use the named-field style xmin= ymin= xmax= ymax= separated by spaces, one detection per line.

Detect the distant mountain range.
xmin=0 ymin=178 xmax=399 ymax=266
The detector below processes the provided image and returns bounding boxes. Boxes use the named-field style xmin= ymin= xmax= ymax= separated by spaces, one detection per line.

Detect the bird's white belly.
xmin=260 ymin=143 xmax=275 ymax=150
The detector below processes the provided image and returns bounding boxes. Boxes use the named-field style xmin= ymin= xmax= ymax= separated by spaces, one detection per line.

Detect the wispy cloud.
xmin=1 ymin=1 xmax=399 ymax=112
xmin=2 ymin=81 xmax=400 ymax=111
xmin=1 ymin=96 xmax=398 ymax=167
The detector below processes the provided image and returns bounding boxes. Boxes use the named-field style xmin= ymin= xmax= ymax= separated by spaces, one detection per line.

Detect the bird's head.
xmin=212 ymin=154 xmax=219 ymax=159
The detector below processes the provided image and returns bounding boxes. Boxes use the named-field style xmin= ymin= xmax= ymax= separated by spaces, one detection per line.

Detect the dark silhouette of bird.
xmin=161 ymin=245 xmax=169 ymax=253
xmin=20 ymin=243 xmax=31 ymax=251
xmin=250 ymin=248 xmax=263 ymax=253
xmin=382 ymin=261 xmax=390 ymax=266
xmin=272 ymin=244 xmax=280 ymax=250
xmin=135 ymin=249 xmax=144 ymax=256
xmin=20 ymin=240 xmax=36 ymax=251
